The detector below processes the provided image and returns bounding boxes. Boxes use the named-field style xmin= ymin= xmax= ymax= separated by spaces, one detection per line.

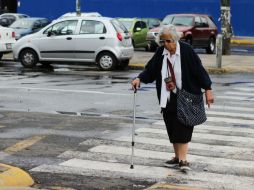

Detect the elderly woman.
xmin=131 ymin=25 xmax=214 ymax=172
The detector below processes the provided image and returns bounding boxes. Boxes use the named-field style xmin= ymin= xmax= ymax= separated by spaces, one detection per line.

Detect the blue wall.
xmin=18 ymin=0 xmax=254 ymax=36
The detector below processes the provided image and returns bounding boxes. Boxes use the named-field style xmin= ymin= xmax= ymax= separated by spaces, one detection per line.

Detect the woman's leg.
xmin=176 ymin=143 xmax=189 ymax=161
xmin=173 ymin=143 xmax=179 ymax=158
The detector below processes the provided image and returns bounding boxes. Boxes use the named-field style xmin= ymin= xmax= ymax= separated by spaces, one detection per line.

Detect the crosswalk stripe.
xmin=234 ymin=87 xmax=254 ymax=92
xmin=114 ymin=135 xmax=254 ymax=154
xmin=89 ymin=145 xmax=254 ymax=169
xmin=135 ymin=128 xmax=254 ymax=144
xmin=225 ymin=91 xmax=254 ymax=96
xmin=210 ymin=105 xmax=254 ymax=112
xmin=206 ymin=110 xmax=254 ymax=119
xmin=30 ymin=162 xmax=254 ymax=189
xmin=31 ymin=160 xmax=171 ymax=180
xmin=216 ymin=95 xmax=254 ymax=101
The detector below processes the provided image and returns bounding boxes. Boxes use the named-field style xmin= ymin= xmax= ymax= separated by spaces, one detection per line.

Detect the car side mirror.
xmin=47 ymin=31 xmax=52 ymax=37
xmin=134 ymin=27 xmax=141 ymax=32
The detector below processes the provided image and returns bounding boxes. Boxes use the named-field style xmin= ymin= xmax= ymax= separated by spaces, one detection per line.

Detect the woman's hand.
xmin=131 ymin=78 xmax=140 ymax=91
xmin=205 ymin=90 xmax=214 ymax=108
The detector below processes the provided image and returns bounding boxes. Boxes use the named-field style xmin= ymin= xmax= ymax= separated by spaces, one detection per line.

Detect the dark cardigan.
xmin=138 ymin=41 xmax=212 ymax=104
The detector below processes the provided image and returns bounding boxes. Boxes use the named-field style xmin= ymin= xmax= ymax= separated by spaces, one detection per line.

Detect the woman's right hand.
xmin=131 ymin=78 xmax=140 ymax=91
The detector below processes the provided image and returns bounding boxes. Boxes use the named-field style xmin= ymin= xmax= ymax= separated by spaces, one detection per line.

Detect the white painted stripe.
xmin=234 ymin=87 xmax=254 ymax=92
xmin=224 ymin=91 xmax=254 ymax=96
xmin=207 ymin=116 xmax=254 ymax=125
xmin=211 ymin=105 xmax=254 ymax=112
xmin=216 ymin=95 xmax=253 ymax=101
xmin=246 ymin=83 xmax=254 ymax=87
xmin=135 ymin=128 xmax=254 ymax=144
xmin=154 ymin=116 xmax=254 ymax=125
xmin=0 ymin=86 xmax=130 ymax=96
xmin=115 ymin=135 xmax=254 ymax=154
xmin=206 ymin=110 xmax=254 ymax=119
xmin=89 ymin=145 xmax=254 ymax=169
xmin=60 ymin=159 xmax=170 ymax=179
xmin=30 ymin=164 xmax=254 ymax=189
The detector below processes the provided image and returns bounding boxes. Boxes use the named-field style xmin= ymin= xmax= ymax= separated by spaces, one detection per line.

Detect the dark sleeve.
xmin=137 ymin=49 xmax=160 ymax=84
xmin=191 ymin=48 xmax=212 ymax=90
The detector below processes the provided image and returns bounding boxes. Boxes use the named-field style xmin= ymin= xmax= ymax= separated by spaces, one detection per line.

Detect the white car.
xmin=0 ymin=26 xmax=16 ymax=60
xmin=13 ymin=16 xmax=134 ymax=71
xmin=58 ymin=12 xmax=101 ymax=19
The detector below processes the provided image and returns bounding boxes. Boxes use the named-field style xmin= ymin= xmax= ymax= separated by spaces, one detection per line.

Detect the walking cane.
xmin=130 ymin=88 xmax=137 ymax=169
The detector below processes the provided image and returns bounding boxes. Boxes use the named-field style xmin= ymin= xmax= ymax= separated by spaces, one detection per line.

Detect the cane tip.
xmin=130 ymin=165 xmax=134 ymax=169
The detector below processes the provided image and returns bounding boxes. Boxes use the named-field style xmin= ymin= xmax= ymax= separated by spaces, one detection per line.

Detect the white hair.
xmin=155 ymin=24 xmax=180 ymax=45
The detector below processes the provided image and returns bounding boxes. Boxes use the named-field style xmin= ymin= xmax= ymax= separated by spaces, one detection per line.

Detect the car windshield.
xmin=162 ymin=16 xmax=173 ymax=25
xmin=171 ymin=16 xmax=193 ymax=26
xmin=120 ymin=21 xmax=133 ymax=30
xmin=10 ymin=19 xmax=34 ymax=29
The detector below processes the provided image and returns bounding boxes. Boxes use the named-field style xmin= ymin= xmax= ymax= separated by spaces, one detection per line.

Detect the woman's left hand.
xmin=205 ymin=90 xmax=214 ymax=108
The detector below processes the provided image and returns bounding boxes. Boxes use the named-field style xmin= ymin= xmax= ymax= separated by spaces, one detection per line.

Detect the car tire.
xmin=20 ymin=49 xmax=38 ymax=68
xmin=206 ymin=37 xmax=215 ymax=54
xmin=97 ymin=52 xmax=117 ymax=71
xmin=0 ymin=53 xmax=3 ymax=60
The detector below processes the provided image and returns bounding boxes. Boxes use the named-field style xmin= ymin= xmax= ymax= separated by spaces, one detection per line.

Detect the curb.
xmin=145 ymin=183 xmax=206 ymax=190
xmin=231 ymin=39 xmax=254 ymax=45
xmin=0 ymin=163 xmax=34 ymax=188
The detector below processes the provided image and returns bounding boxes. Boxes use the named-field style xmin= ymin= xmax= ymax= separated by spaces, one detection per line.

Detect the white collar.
xmin=162 ymin=41 xmax=180 ymax=56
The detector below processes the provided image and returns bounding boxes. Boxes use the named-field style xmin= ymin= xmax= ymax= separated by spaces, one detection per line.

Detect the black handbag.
xmin=167 ymin=58 xmax=207 ymax=126
xmin=176 ymin=88 xmax=207 ymax=126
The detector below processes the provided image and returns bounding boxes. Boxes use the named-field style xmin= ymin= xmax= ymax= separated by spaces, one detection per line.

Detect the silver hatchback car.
xmin=13 ymin=16 xmax=134 ymax=70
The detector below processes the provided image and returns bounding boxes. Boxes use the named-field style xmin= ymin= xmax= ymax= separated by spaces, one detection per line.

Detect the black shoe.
xmin=179 ymin=160 xmax=191 ymax=172
xmin=164 ymin=157 xmax=179 ymax=167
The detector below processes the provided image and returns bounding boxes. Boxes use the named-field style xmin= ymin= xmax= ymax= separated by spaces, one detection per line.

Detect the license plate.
xmin=6 ymin=43 xmax=12 ymax=50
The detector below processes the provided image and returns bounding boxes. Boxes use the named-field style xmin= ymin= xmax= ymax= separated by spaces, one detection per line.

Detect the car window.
xmin=207 ymin=17 xmax=217 ymax=28
xmin=80 ymin=20 xmax=106 ymax=34
xmin=44 ymin=20 xmax=78 ymax=35
xmin=40 ymin=19 xmax=50 ymax=27
xmin=11 ymin=19 xmax=34 ymax=29
xmin=119 ymin=20 xmax=133 ymax=30
xmin=172 ymin=16 xmax=193 ymax=26
xmin=149 ymin=19 xmax=160 ymax=28
xmin=140 ymin=21 xmax=147 ymax=29
xmin=111 ymin=19 xmax=128 ymax=33
xmin=134 ymin=21 xmax=142 ymax=29
xmin=162 ymin=16 xmax=173 ymax=25
xmin=194 ymin=17 xmax=202 ymax=27
xmin=200 ymin=17 xmax=209 ymax=27
xmin=19 ymin=15 xmax=28 ymax=19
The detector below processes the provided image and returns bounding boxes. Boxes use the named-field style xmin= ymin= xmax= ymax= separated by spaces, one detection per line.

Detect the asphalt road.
xmin=0 ymin=59 xmax=254 ymax=189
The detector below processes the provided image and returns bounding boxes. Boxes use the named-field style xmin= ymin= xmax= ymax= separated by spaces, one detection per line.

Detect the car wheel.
xmin=97 ymin=52 xmax=117 ymax=71
xmin=206 ymin=37 xmax=215 ymax=54
xmin=20 ymin=49 xmax=38 ymax=68
xmin=0 ymin=53 xmax=3 ymax=60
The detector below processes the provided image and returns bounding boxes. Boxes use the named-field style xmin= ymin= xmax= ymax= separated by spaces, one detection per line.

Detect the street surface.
xmin=0 ymin=53 xmax=254 ymax=189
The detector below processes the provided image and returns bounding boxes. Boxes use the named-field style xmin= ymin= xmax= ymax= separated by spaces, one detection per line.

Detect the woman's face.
xmin=160 ymin=33 xmax=176 ymax=55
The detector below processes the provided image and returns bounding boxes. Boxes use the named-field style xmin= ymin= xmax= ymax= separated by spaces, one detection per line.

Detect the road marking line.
xmin=0 ymin=125 xmax=6 ymax=128
xmin=3 ymin=135 xmax=45 ymax=154
xmin=146 ymin=183 xmax=206 ymax=190
xmin=89 ymin=145 xmax=254 ymax=169
xmin=225 ymin=91 xmax=254 ymax=96
xmin=206 ymin=110 xmax=254 ymax=119
xmin=211 ymin=105 xmax=254 ymax=112
xmin=0 ymin=86 xmax=130 ymax=96
xmin=235 ymin=87 xmax=254 ymax=92
xmin=216 ymin=95 xmax=254 ymax=101
xmin=135 ymin=128 xmax=254 ymax=144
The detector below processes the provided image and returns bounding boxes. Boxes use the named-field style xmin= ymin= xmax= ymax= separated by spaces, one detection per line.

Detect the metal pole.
xmin=220 ymin=0 xmax=232 ymax=55
xmin=76 ymin=0 xmax=81 ymax=16
xmin=130 ymin=89 xmax=137 ymax=169
xmin=216 ymin=34 xmax=223 ymax=68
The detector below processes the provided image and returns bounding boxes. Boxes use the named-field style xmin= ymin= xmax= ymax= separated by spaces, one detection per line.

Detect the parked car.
xmin=10 ymin=17 xmax=50 ymax=40
xmin=147 ymin=14 xmax=218 ymax=53
xmin=13 ymin=16 xmax=133 ymax=71
xmin=118 ymin=18 xmax=149 ymax=50
xmin=58 ymin=12 xmax=101 ymax=19
xmin=0 ymin=26 xmax=16 ymax=60
xmin=141 ymin=18 xmax=161 ymax=29
xmin=0 ymin=13 xmax=29 ymax=27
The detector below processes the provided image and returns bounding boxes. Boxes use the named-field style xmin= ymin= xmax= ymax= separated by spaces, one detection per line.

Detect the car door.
xmin=35 ymin=20 xmax=78 ymax=60
xmin=74 ymin=20 xmax=107 ymax=61
xmin=200 ymin=16 xmax=211 ymax=45
xmin=132 ymin=21 xmax=143 ymax=46
xmin=140 ymin=21 xmax=148 ymax=46
xmin=192 ymin=16 xmax=204 ymax=47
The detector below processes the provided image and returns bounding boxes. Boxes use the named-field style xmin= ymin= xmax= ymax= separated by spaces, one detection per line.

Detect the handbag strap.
xmin=167 ymin=58 xmax=176 ymax=84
